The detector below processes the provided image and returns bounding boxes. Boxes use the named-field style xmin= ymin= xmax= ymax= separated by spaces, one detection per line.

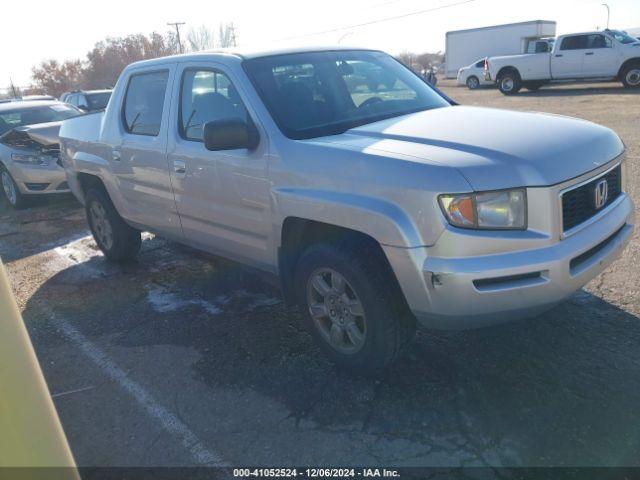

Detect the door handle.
xmin=555 ymin=54 xmax=563 ymax=57
xmin=585 ymin=52 xmax=594 ymax=55
xmin=112 ymin=148 xmax=121 ymax=161
xmin=173 ymin=160 xmax=186 ymax=175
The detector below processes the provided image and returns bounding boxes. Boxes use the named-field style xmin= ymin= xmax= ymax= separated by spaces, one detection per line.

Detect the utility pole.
xmin=602 ymin=3 xmax=610 ymax=29
xmin=167 ymin=22 xmax=186 ymax=53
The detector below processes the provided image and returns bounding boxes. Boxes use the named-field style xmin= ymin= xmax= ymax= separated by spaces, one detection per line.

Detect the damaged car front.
xmin=0 ymin=101 xmax=82 ymax=208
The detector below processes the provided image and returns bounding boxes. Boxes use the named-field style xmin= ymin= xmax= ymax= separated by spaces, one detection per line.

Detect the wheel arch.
xmin=278 ymin=217 xmax=409 ymax=310
xmin=617 ymin=57 xmax=640 ymax=79
xmin=497 ymin=66 xmax=520 ymax=80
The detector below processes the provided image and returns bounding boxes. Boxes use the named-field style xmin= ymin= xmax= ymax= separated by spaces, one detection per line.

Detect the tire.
xmin=1 ymin=165 xmax=25 ymax=209
xmin=466 ymin=76 xmax=480 ymax=90
xmin=621 ymin=62 xmax=640 ymax=88
xmin=295 ymin=241 xmax=416 ymax=374
xmin=497 ymin=70 xmax=522 ymax=95
xmin=85 ymin=188 xmax=141 ymax=262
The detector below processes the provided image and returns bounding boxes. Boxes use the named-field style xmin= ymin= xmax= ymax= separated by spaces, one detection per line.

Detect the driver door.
xmin=166 ymin=63 xmax=272 ymax=269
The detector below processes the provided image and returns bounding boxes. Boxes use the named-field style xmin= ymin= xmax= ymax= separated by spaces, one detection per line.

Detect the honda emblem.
xmin=594 ymin=179 xmax=608 ymax=210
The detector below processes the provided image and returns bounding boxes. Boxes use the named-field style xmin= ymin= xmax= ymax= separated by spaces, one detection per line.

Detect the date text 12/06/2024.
xmin=233 ymin=468 xmax=401 ymax=478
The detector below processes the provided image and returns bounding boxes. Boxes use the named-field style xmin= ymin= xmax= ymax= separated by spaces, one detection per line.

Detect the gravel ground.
xmin=1 ymin=79 xmax=639 ymax=470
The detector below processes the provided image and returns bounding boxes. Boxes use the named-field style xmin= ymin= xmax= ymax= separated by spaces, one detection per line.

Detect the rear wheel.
xmin=498 ymin=70 xmax=522 ymax=95
xmin=621 ymin=63 xmax=640 ymax=88
xmin=85 ymin=188 xmax=141 ymax=262
xmin=1 ymin=166 xmax=25 ymax=209
xmin=466 ymin=76 xmax=480 ymax=90
xmin=295 ymin=241 xmax=415 ymax=374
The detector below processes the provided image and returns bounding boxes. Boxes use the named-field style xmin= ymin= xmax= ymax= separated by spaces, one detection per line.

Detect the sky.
xmin=2 ymin=0 xmax=639 ymax=87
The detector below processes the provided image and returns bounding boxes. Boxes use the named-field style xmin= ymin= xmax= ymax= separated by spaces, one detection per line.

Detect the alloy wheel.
xmin=89 ymin=201 xmax=114 ymax=250
xmin=1 ymin=171 xmax=17 ymax=205
xmin=306 ymin=268 xmax=367 ymax=354
xmin=626 ymin=68 xmax=640 ymax=87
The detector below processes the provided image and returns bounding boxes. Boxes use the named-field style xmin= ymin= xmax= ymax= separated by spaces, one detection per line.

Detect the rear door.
xmin=581 ymin=34 xmax=618 ymax=77
xmin=552 ymin=35 xmax=587 ymax=78
xmin=112 ymin=66 xmax=183 ymax=239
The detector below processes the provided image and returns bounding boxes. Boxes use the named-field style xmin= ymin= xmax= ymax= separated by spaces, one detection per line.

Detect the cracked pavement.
xmin=1 ymin=80 xmax=639 ymax=469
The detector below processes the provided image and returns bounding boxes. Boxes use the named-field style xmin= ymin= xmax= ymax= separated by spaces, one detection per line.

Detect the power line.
xmin=279 ymin=0 xmax=476 ymax=41
xmin=167 ymin=22 xmax=186 ymax=53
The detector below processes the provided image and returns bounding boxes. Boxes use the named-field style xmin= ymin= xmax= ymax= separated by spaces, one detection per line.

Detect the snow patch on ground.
xmin=146 ymin=285 xmax=279 ymax=316
xmin=147 ymin=285 xmax=224 ymax=315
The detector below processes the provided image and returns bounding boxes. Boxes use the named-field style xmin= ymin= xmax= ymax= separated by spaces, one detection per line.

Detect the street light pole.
xmin=167 ymin=22 xmax=186 ymax=53
xmin=602 ymin=3 xmax=610 ymax=29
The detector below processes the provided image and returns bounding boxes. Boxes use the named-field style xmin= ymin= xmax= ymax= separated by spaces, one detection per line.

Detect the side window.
xmin=586 ymin=34 xmax=611 ymax=49
xmin=67 ymin=94 xmax=78 ymax=106
xmin=535 ymin=41 xmax=550 ymax=53
xmin=123 ymin=70 xmax=169 ymax=136
xmin=179 ymin=69 xmax=248 ymax=141
xmin=474 ymin=60 xmax=484 ymax=68
xmin=77 ymin=94 xmax=89 ymax=109
xmin=560 ymin=36 xmax=587 ymax=50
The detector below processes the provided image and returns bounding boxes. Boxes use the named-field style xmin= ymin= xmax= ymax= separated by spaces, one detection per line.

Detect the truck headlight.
xmin=11 ymin=153 xmax=49 ymax=166
xmin=439 ymin=189 xmax=526 ymax=230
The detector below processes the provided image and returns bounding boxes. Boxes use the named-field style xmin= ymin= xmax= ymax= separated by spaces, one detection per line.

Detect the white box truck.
xmin=445 ymin=20 xmax=557 ymax=78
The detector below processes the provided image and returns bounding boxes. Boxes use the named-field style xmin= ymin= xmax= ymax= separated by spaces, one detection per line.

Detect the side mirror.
xmin=77 ymin=104 xmax=89 ymax=112
xmin=203 ymin=118 xmax=259 ymax=151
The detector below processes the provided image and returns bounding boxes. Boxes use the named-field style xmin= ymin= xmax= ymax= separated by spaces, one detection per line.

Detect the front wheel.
xmin=466 ymin=76 xmax=480 ymax=90
xmin=621 ymin=63 xmax=640 ymax=88
xmin=85 ymin=188 xmax=141 ymax=262
xmin=1 ymin=166 xmax=25 ymax=209
xmin=295 ymin=242 xmax=415 ymax=374
xmin=498 ymin=71 xmax=522 ymax=95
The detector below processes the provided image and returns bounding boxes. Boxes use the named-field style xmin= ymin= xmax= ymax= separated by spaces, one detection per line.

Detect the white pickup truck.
xmin=485 ymin=29 xmax=640 ymax=94
xmin=59 ymin=46 xmax=634 ymax=373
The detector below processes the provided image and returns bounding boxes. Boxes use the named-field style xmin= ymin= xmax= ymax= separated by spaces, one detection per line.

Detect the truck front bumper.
xmin=384 ymin=194 xmax=635 ymax=330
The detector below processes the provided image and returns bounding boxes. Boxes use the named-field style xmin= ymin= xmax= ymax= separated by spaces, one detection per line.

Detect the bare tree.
xmin=218 ymin=22 xmax=237 ymax=48
xmin=187 ymin=25 xmax=216 ymax=52
xmin=31 ymin=59 xmax=84 ymax=98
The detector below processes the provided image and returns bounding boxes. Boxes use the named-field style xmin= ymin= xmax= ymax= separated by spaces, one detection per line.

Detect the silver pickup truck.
xmin=59 ymin=46 xmax=635 ymax=373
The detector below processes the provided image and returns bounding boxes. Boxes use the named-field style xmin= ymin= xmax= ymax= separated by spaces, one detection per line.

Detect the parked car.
xmin=59 ymin=47 xmax=634 ymax=373
xmin=0 ymin=101 xmax=82 ymax=208
xmin=456 ymin=58 xmax=494 ymax=89
xmin=61 ymin=89 xmax=112 ymax=112
xmin=19 ymin=95 xmax=56 ymax=101
xmin=485 ymin=29 xmax=640 ymax=94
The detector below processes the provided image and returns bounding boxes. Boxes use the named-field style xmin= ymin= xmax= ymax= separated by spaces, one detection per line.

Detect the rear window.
xmin=87 ymin=92 xmax=111 ymax=110
xmin=0 ymin=104 xmax=81 ymax=136
xmin=560 ymin=36 xmax=587 ymax=50
xmin=122 ymin=71 xmax=169 ymax=136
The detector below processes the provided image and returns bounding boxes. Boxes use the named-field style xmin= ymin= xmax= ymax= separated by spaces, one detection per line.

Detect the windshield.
xmin=0 ymin=103 xmax=81 ymax=136
xmin=243 ymin=50 xmax=450 ymax=139
xmin=608 ymin=30 xmax=639 ymax=44
xmin=87 ymin=92 xmax=111 ymax=110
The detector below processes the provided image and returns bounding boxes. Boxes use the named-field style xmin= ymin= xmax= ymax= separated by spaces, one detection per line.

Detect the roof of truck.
xmin=125 ymin=45 xmax=382 ymax=69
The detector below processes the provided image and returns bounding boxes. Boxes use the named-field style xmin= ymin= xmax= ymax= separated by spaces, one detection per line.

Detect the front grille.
xmin=562 ymin=165 xmax=622 ymax=232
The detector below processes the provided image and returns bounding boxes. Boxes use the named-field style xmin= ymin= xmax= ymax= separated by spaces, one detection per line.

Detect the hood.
xmin=313 ymin=106 xmax=623 ymax=191
xmin=0 ymin=121 xmax=62 ymax=149
xmin=14 ymin=121 xmax=62 ymax=145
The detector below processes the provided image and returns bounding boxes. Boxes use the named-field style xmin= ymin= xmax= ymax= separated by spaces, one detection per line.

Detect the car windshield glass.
xmin=87 ymin=92 xmax=111 ymax=110
xmin=608 ymin=30 xmax=639 ymax=44
xmin=0 ymin=104 xmax=81 ymax=136
xmin=243 ymin=50 xmax=450 ymax=139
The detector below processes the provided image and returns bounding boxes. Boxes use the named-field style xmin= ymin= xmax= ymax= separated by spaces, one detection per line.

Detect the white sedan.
xmin=456 ymin=59 xmax=493 ymax=89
